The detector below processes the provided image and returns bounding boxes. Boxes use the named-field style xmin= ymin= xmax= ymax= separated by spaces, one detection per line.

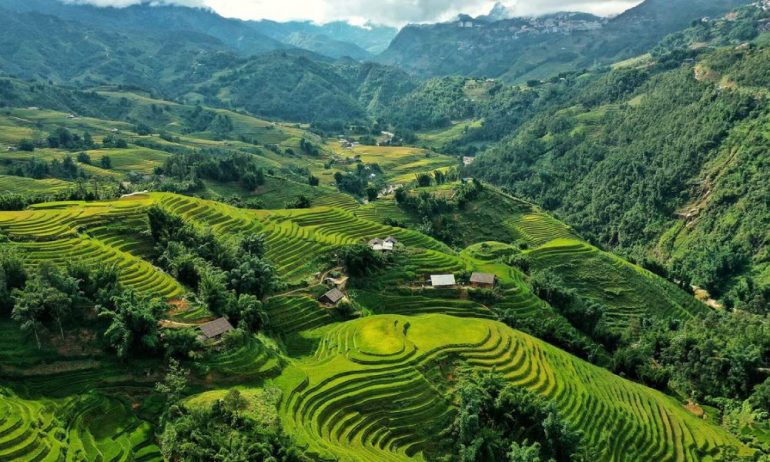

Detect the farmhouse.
xmin=431 ymin=274 xmax=457 ymax=288
xmin=463 ymin=156 xmax=475 ymax=166
xmin=368 ymin=236 xmax=398 ymax=251
xmin=470 ymin=272 xmax=496 ymax=288
xmin=198 ymin=317 xmax=234 ymax=341
xmin=319 ymin=288 xmax=345 ymax=306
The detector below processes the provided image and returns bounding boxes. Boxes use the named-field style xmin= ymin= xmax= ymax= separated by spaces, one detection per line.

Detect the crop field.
xmin=325 ymin=143 xmax=458 ymax=184
xmin=0 ymin=175 xmax=72 ymax=194
xmin=274 ymin=314 xmax=746 ymax=462
xmin=0 ymin=179 xmax=741 ymax=460
xmin=354 ymin=200 xmax=415 ymax=225
xmin=0 ymin=388 xmax=161 ymax=462
xmin=415 ymin=119 xmax=483 ymax=149
xmin=528 ymin=238 xmax=708 ymax=329
xmin=0 ymin=197 xmax=184 ymax=299
xmin=88 ymin=148 xmax=170 ymax=174
xmin=507 ymin=212 xmax=578 ymax=247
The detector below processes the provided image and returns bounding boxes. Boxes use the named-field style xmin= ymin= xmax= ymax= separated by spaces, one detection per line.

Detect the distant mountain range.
xmin=0 ymin=0 xmax=398 ymax=60
xmin=377 ymin=0 xmax=750 ymax=81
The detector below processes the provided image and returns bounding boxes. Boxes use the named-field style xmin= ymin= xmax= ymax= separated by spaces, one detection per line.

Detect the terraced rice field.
xmin=0 ymin=199 xmax=184 ymax=299
xmin=276 ymin=315 xmax=746 ymax=462
xmin=0 ymin=390 xmax=161 ymax=462
xmin=508 ymin=213 xmax=578 ymax=247
xmin=326 ymin=144 xmax=457 ymax=184
xmin=354 ymin=200 xmax=414 ymax=225
xmin=354 ymin=289 xmax=495 ymax=319
xmin=201 ymin=335 xmax=282 ymax=380
xmin=88 ymin=148 xmax=169 ymax=174
xmin=529 ymin=239 xmax=708 ymax=329
xmin=265 ymin=296 xmax=334 ymax=334
xmin=0 ymin=175 xmax=72 ymax=194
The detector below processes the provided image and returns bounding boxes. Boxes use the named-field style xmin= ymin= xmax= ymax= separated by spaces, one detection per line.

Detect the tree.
xmin=198 ymin=269 xmax=232 ymax=315
xmin=286 ymin=195 xmax=312 ymax=209
xmin=100 ymin=155 xmax=112 ymax=169
xmin=339 ymin=244 xmax=388 ymax=277
xmin=100 ymin=290 xmax=166 ymax=358
xmin=12 ymin=266 xmax=76 ymax=341
xmin=77 ymin=152 xmax=92 ymax=165
xmin=155 ymin=358 xmax=189 ymax=404
xmin=449 ymin=371 xmax=585 ymax=462
xmin=228 ymin=256 xmax=276 ymax=299
xmin=18 ymin=139 xmax=35 ymax=152
xmin=136 ymin=123 xmax=153 ymax=136
xmin=230 ymin=294 xmax=268 ymax=331
xmin=366 ymin=187 xmax=379 ymax=202
xmin=242 ymin=172 xmax=259 ymax=191
xmin=11 ymin=285 xmax=46 ymax=348
xmin=308 ymin=175 xmax=320 ymax=186
xmin=222 ymin=389 xmax=249 ymax=422
xmin=508 ymin=442 xmax=542 ymax=462
xmin=240 ymin=234 xmax=267 ymax=258
xmin=162 ymin=328 xmax=202 ymax=359
xmin=416 ymin=173 xmax=433 ymax=187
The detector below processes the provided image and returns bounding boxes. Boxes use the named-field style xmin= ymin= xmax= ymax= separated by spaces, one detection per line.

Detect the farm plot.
xmin=528 ymin=238 xmax=707 ymax=329
xmin=0 ymin=175 xmax=72 ymax=194
xmin=275 ymin=314 xmax=747 ymax=462
xmin=0 ymin=389 xmax=161 ymax=462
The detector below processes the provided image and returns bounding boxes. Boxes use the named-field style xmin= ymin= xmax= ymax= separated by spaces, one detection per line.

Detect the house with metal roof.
xmin=430 ymin=274 xmax=457 ymax=288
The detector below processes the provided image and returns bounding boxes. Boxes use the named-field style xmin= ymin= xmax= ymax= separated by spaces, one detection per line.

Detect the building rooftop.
xmin=199 ymin=317 xmax=234 ymax=339
xmin=470 ymin=272 xmax=496 ymax=285
xmin=321 ymin=288 xmax=345 ymax=304
xmin=431 ymin=274 xmax=457 ymax=287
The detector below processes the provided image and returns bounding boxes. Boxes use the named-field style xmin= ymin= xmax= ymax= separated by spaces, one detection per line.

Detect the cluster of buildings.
xmin=430 ymin=272 xmax=497 ymax=289
xmin=368 ymin=236 xmax=399 ymax=251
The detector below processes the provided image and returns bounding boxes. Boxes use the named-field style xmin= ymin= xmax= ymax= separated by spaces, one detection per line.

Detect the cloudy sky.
xmin=66 ymin=0 xmax=644 ymax=26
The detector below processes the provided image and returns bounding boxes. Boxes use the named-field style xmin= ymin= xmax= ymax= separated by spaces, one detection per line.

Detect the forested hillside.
xmin=467 ymin=3 xmax=770 ymax=309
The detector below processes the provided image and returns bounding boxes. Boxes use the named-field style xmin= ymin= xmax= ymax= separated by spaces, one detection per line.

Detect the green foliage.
xmin=159 ymin=386 xmax=307 ymax=462
xmin=228 ymin=255 xmax=277 ymax=299
xmin=338 ymin=244 xmax=390 ymax=278
xmin=99 ymin=290 xmax=166 ymax=358
xmin=447 ymin=370 xmax=589 ymax=462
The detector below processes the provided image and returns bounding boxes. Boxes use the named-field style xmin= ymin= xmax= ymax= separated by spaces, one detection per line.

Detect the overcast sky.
xmin=65 ymin=0 xmax=644 ymax=26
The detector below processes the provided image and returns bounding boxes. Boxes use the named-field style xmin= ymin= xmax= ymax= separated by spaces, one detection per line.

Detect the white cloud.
xmin=58 ymin=0 xmax=644 ymax=26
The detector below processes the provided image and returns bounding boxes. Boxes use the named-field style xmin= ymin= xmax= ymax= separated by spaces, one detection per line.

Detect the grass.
xmin=273 ymin=314 xmax=748 ymax=462
xmin=0 ymin=389 xmax=162 ymax=462
xmin=528 ymin=238 xmax=708 ymax=329
xmin=0 ymin=175 xmax=72 ymax=194
xmin=325 ymin=142 xmax=458 ymax=184
xmin=416 ymin=119 xmax=482 ymax=149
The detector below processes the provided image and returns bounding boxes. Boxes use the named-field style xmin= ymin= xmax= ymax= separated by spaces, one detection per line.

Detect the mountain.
xmin=0 ymin=0 xmax=397 ymax=60
xmin=0 ymin=0 xmax=289 ymax=55
xmin=0 ymin=6 xmax=413 ymax=124
xmin=377 ymin=0 xmax=749 ymax=81
xmin=461 ymin=3 xmax=770 ymax=309
xmin=250 ymin=20 xmax=399 ymax=58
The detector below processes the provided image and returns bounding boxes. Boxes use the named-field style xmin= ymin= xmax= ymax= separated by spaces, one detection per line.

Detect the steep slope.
xmin=276 ymin=314 xmax=746 ymax=461
xmin=468 ymin=8 xmax=770 ymax=307
xmin=377 ymin=0 xmax=748 ymax=81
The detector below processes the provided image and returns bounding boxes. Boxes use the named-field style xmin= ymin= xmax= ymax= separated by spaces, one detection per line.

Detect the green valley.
xmin=0 ymin=0 xmax=769 ymax=460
